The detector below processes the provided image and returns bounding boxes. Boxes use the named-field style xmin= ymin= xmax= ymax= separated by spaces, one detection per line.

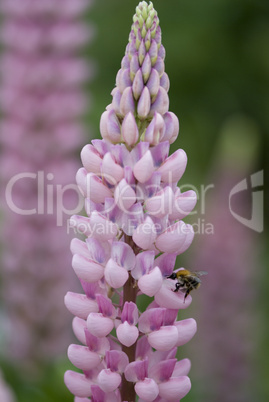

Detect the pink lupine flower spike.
xmin=65 ymin=2 xmax=199 ymax=400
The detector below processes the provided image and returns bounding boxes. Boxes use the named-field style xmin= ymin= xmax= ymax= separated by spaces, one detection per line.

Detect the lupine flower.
xmin=65 ymin=2 xmax=198 ymax=400
xmin=0 ymin=0 xmax=93 ymax=365
xmin=188 ymin=118 xmax=260 ymax=402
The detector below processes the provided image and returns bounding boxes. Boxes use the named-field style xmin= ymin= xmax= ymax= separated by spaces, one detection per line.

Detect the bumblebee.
xmin=167 ymin=269 xmax=207 ymax=302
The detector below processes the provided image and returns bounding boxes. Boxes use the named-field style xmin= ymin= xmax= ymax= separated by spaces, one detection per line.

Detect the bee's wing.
xmin=193 ymin=271 xmax=208 ymax=277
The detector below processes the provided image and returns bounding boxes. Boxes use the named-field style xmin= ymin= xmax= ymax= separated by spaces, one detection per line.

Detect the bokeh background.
xmin=0 ymin=0 xmax=268 ymax=401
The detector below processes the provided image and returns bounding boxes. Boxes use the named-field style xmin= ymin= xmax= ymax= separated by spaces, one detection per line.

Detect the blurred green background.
xmin=1 ymin=0 xmax=268 ymax=401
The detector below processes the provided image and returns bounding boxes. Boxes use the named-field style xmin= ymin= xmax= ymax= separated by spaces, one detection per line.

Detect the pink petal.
xmin=155 ymin=221 xmax=187 ymax=254
xmin=153 ymin=253 xmax=177 ymax=277
xmin=72 ymin=254 xmax=104 ymax=282
xmin=138 ymin=40 xmax=146 ymax=65
xmin=114 ymin=178 xmax=136 ymax=212
xmin=105 ymin=350 xmax=129 ymax=373
xmin=89 ymin=212 xmax=118 ymax=241
xmin=132 ymin=69 xmax=144 ymax=100
xmin=91 ymin=139 xmax=109 ymax=157
xmin=116 ymin=68 xmax=132 ymax=93
xmin=133 ymin=150 xmax=155 ymax=183
xmin=72 ymin=317 xmax=87 ymax=345
xmin=68 ymin=344 xmax=101 ymax=371
xmin=150 ymin=141 xmax=169 ymax=168
xmin=150 ymin=87 xmax=169 ymax=116
xmin=85 ymin=330 xmax=110 ymax=355
xmin=102 ymin=153 xmax=124 ymax=185
xmin=120 ymin=86 xmax=135 ymax=116
xmin=137 ymin=87 xmax=151 ymax=119
xmin=97 ymin=369 xmax=122 ymax=393
xmin=70 ymin=238 xmax=90 ymax=258
xmin=172 ymin=359 xmax=191 ymax=377
xmin=145 ymin=186 xmax=174 ymax=218
xmin=133 ymin=217 xmax=157 ymax=250
xmin=162 ymin=112 xmax=179 ymax=144
xmin=105 ymin=259 xmax=129 ymax=288
xmin=99 ymin=111 xmax=110 ymax=140
xmin=154 ymin=283 xmax=192 ymax=310
xmin=141 ymin=53 xmax=151 ymax=82
xmin=96 ymin=294 xmax=116 ymax=317
xmin=100 ymin=110 xmax=121 ymax=143
xmin=154 ymin=57 xmax=165 ymax=77
xmin=64 ymin=371 xmax=92 ymax=398
xmin=144 ymin=112 xmax=165 ymax=145
xmin=81 ymin=144 xmax=102 ymax=174
xmin=157 ymin=149 xmax=187 ymax=183
xmin=174 ymin=318 xmax=197 ymax=347
xmin=124 ymin=360 xmax=148 ymax=382
xmin=76 ymin=167 xmax=87 ymax=196
xmin=86 ymin=173 xmax=112 ymax=203
xmin=122 ymin=55 xmax=131 ymax=69
xmin=147 ymin=68 xmax=160 ymax=98
xmin=116 ymin=322 xmax=139 ymax=347
xmin=111 ymin=242 xmax=136 ymax=271
xmin=177 ymin=224 xmax=194 ymax=254
xmin=86 ymin=238 xmax=110 ymax=264
xmin=136 ymin=336 xmax=153 ymax=361
xmin=149 ymin=40 xmax=158 ymax=64
xmin=148 ymin=326 xmax=178 ymax=351
xmin=129 ymin=52 xmax=139 ymax=77
xmin=87 ymin=313 xmax=114 ymax=337
xmin=131 ymin=141 xmax=150 ymax=164
xmin=170 ymin=190 xmax=197 ymax=220
xmin=122 ymin=112 xmax=139 ymax=146
xmin=135 ymin=379 xmax=159 ymax=402
xmin=65 ymin=292 xmax=98 ymax=319
xmin=131 ymin=250 xmax=155 ymax=280
xmin=149 ymin=359 xmax=177 ymax=382
xmin=111 ymin=88 xmax=122 ymax=115
xmin=160 ymin=72 xmax=170 ymax=92
xmin=138 ymin=308 xmax=166 ymax=334
xmin=107 ymin=110 xmax=122 ymax=142
xmin=158 ymin=376 xmax=191 ymax=400
xmin=121 ymin=302 xmax=139 ymax=324
xmin=138 ymin=266 xmax=163 ymax=297
xmin=88 ymin=385 xmax=106 ymax=402
xmin=69 ymin=215 xmax=91 ymax=236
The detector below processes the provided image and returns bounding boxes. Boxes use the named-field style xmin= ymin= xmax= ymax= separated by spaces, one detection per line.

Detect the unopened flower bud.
xmin=122 ymin=112 xmax=139 ymax=145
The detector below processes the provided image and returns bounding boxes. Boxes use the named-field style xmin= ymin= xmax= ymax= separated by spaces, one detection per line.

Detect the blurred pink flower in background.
xmin=187 ymin=116 xmax=261 ymax=402
xmin=0 ymin=0 xmax=94 ymax=367
xmin=0 ymin=370 xmax=15 ymax=402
